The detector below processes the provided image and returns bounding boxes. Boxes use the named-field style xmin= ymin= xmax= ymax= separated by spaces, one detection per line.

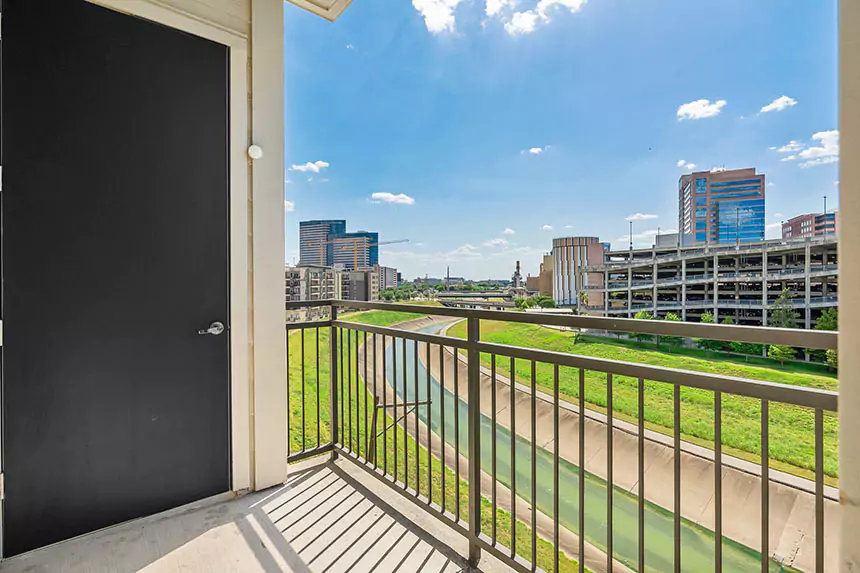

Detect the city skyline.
xmin=284 ymin=0 xmax=838 ymax=280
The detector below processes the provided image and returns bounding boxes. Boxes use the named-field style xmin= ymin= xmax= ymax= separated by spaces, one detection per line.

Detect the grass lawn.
xmin=287 ymin=310 xmax=583 ymax=572
xmin=447 ymin=320 xmax=838 ymax=482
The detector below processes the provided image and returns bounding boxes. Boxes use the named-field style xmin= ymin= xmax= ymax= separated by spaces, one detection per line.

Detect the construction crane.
xmin=305 ymin=237 xmax=409 ymax=268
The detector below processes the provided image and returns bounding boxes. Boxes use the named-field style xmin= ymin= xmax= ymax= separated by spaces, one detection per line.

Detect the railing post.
xmin=330 ymin=304 xmax=339 ymax=461
xmin=467 ymin=316 xmax=482 ymax=566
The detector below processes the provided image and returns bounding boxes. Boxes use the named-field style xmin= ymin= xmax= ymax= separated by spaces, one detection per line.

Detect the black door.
xmin=1 ymin=0 xmax=231 ymax=557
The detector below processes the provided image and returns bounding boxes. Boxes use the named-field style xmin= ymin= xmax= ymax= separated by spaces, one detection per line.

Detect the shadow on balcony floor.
xmin=0 ymin=459 xmax=474 ymax=573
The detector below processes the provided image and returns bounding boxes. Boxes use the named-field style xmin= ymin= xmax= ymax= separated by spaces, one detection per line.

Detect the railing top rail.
xmin=300 ymin=299 xmax=838 ymax=350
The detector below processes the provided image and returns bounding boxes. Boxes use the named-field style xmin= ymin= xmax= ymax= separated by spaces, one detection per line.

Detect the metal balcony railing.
xmin=284 ymin=299 xmax=837 ymax=573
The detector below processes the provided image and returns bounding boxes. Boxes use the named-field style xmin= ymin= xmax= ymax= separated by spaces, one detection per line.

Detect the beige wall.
xmin=250 ymin=0 xmax=288 ymax=490
xmin=155 ymin=0 xmax=250 ymax=35
xmin=840 ymin=1 xmax=859 ymax=569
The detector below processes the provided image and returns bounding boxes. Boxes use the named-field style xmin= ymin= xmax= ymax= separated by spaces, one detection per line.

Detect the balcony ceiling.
xmin=285 ymin=0 xmax=352 ymax=21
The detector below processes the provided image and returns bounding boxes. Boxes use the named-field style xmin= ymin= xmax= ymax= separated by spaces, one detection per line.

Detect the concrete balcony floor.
xmin=0 ymin=458 xmax=499 ymax=573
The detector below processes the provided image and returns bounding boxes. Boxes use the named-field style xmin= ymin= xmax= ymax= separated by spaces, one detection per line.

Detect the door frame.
xmin=82 ymin=0 xmax=253 ymax=494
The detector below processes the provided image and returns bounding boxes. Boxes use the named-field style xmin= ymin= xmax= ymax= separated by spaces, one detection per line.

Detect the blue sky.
xmin=284 ymin=0 xmax=838 ymax=280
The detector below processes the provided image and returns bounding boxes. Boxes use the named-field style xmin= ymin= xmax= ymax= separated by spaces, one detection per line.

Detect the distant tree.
xmin=767 ymin=289 xmax=800 ymax=364
xmin=816 ymin=308 xmax=838 ymax=331
xmin=632 ymin=310 xmax=655 ymax=346
xmin=730 ymin=341 xmax=764 ymax=356
xmin=809 ymin=308 xmax=838 ymax=362
xmin=770 ymin=288 xmax=799 ymax=329
xmin=578 ymin=291 xmax=589 ymax=308
xmin=826 ymin=349 xmax=838 ymax=371
xmin=660 ymin=312 xmax=684 ymax=352
xmin=768 ymin=344 xmax=797 ymax=365
xmin=534 ymin=295 xmax=556 ymax=309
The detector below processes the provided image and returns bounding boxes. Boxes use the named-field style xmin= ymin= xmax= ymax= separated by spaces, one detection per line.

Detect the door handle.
xmin=197 ymin=321 xmax=225 ymax=336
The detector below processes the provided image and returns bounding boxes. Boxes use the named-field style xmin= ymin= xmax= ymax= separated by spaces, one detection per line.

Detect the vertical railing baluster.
xmin=402 ymin=337 xmax=408 ymax=489
xmin=316 ymin=327 xmax=321 ymax=449
xmin=440 ymin=344 xmax=446 ymax=513
xmin=426 ymin=341 xmax=433 ymax=505
xmin=815 ymin=408 xmax=824 ymax=573
xmin=347 ymin=328 xmax=352 ymax=453
xmin=761 ymin=399 xmax=769 ymax=573
xmin=638 ymin=377 xmax=645 ymax=573
xmin=286 ymin=327 xmax=291 ymax=454
xmin=329 ymin=306 xmax=339 ymax=461
xmin=553 ymin=364 xmax=560 ymax=573
xmin=455 ymin=345 xmax=461 ymax=521
xmin=373 ymin=333 xmax=379 ymax=471
xmin=363 ymin=331 xmax=368 ymax=459
xmin=531 ymin=360 xmax=537 ymax=569
xmin=340 ymin=328 xmax=345 ymax=448
xmin=355 ymin=330 xmax=360 ymax=455
xmin=301 ymin=328 xmax=306 ymax=452
xmin=510 ymin=356 xmax=517 ymax=559
xmin=414 ymin=339 xmax=420 ymax=497
xmin=579 ymin=368 xmax=585 ymax=573
xmin=393 ymin=338 xmax=398 ymax=483
xmin=715 ymin=390 xmax=723 ymax=573
xmin=492 ymin=354 xmax=498 ymax=545
xmin=467 ymin=317 xmax=482 ymax=566
xmin=606 ymin=372 xmax=613 ymax=573
xmin=383 ymin=334 xmax=388 ymax=475
xmin=674 ymin=383 xmax=681 ymax=573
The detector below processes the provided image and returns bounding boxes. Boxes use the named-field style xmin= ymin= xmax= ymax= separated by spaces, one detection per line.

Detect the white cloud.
xmin=800 ymin=156 xmax=839 ymax=168
xmin=767 ymin=182 xmax=775 ymax=187
xmin=505 ymin=11 xmax=538 ymax=34
xmin=676 ymin=159 xmax=696 ymax=170
xmin=765 ymin=221 xmax=782 ymax=239
xmin=710 ymin=166 xmax=726 ymax=173
xmin=483 ymin=237 xmax=509 ymax=248
xmin=835 ymin=180 xmax=840 ymax=186
xmin=760 ymin=95 xmax=797 ymax=113
xmin=778 ymin=130 xmax=839 ymax=168
xmin=564 ymin=224 xmax=574 ymax=229
xmin=677 ymin=99 xmax=727 ymax=121
xmin=777 ymin=141 xmax=804 ymax=153
xmin=371 ymin=192 xmax=416 ymax=205
xmin=450 ymin=244 xmax=481 ymax=257
xmin=798 ymin=130 xmax=839 ymax=167
xmin=625 ymin=213 xmax=658 ymax=221
xmin=528 ymin=146 xmax=546 ymax=155
xmin=486 ymin=0 xmax=514 ymax=16
xmin=503 ymin=228 xmax=516 ymax=235
xmin=413 ymin=0 xmax=465 ymax=34
xmin=540 ymin=224 xmax=554 ymax=231
xmin=676 ymin=159 xmax=685 ymax=167
xmin=290 ymin=160 xmax=329 ymax=173
xmin=772 ymin=212 xmax=784 ymax=219
xmin=346 ymin=44 xmax=355 ymax=50
xmin=505 ymin=0 xmax=585 ymax=35
xmin=284 ymin=200 xmax=296 ymax=212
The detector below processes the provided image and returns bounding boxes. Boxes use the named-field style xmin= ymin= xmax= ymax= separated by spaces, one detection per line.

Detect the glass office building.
xmin=678 ymin=168 xmax=766 ymax=245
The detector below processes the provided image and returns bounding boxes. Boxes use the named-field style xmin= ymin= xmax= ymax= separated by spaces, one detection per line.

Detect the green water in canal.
xmin=382 ymin=329 xmax=797 ymax=573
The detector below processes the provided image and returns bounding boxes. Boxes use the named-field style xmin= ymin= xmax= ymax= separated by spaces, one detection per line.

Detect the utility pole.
xmin=629 ymin=221 xmax=633 ymax=251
